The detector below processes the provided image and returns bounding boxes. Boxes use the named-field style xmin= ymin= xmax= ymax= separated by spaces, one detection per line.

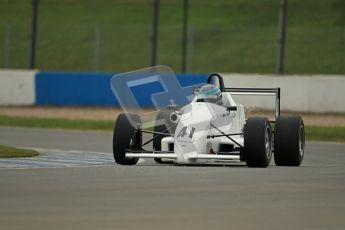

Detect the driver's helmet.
xmin=197 ymin=84 xmax=222 ymax=105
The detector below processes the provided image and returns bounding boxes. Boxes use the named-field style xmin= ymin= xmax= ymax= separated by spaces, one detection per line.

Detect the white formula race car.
xmin=112 ymin=73 xmax=305 ymax=167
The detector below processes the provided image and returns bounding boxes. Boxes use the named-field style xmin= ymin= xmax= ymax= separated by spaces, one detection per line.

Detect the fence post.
xmin=187 ymin=25 xmax=195 ymax=72
xmin=150 ymin=0 xmax=159 ymax=67
xmin=94 ymin=24 xmax=101 ymax=72
xmin=29 ymin=0 xmax=39 ymax=69
xmin=181 ymin=0 xmax=189 ymax=73
xmin=341 ymin=2 xmax=345 ymax=74
xmin=4 ymin=23 xmax=11 ymax=68
xmin=277 ymin=0 xmax=287 ymax=75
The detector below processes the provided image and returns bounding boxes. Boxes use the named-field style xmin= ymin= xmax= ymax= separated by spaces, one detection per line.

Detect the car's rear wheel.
xmin=244 ymin=117 xmax=272 ymax=168
xmin=153 ymin=111 xmax=176 ymax=163
xmin=113 ymin=113 xmax=141 ymax=165
xmin=274 ymin=116 xmax=305 ymax=166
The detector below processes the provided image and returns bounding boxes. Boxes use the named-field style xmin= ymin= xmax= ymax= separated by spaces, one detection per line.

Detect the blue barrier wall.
xmin=4 ymin=70 xmax=344 ymax=112
xmin=36 ymin=72 xmax=117 ymax=106
xmin=36 ymin=71 xmax=208 ymax=106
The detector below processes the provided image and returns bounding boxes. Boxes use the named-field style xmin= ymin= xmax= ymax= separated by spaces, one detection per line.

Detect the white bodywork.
xmin=126 ymin=92 xmax=246 ymax=164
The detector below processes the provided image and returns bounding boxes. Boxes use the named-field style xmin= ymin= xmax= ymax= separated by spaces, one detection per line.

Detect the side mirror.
xmin=227 ymin=106 xmax=237 ymax=111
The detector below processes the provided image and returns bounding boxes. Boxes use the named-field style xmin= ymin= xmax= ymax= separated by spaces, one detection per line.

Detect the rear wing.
xmin=224 ymin=87 xmax=281 ymax=120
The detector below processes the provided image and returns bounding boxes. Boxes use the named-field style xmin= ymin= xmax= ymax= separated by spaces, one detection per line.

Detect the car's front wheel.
xmin=113 ymin=113 xmax=141 ymax=165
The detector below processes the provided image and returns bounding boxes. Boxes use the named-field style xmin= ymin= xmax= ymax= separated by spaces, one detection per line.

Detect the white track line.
xmin=0 ymin=148 xmax=115 ymax=169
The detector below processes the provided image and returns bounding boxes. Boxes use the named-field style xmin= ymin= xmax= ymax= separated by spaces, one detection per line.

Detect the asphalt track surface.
xmin=0 ymin=127 xmax=345 ymax=230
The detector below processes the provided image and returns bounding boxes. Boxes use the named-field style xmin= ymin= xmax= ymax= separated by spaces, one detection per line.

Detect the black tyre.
xmin=274 ymin=116 xmax=305 ymax=166
xmin=153 ymin=111 xmax=177 ymax=163
xmin=244 ymin=117 xmax=272 ymax=168
xmin=113 ymin=113 xmax=141 ymax=165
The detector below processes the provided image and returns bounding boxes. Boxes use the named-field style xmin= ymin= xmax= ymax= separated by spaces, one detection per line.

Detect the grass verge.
xmin=0 ymin=115 xmax=344 ymax=142
xmin=305 ymin=126 xmax=345 ymax=143
xmin=0 ymin=145 xmax=39 ymax=158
